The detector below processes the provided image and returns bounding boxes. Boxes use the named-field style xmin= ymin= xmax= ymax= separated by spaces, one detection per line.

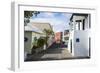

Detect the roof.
xmin=30 ymin=22 xmax=53 ymax=31
xmin=70 ymin=13 xmax=88 ymax=21
xmin=24 ymin=24 xmax=43 ymax=34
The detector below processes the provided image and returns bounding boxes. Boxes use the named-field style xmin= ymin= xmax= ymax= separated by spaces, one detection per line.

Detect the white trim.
xmin=11 ymin=1 xmax=96 ymax=71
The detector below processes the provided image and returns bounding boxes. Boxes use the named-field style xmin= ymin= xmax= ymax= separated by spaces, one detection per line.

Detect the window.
xmin=83 ymin=19 xmax=85 ymax=30
xmin=64 ymin=30 xmax=69 ymax=35
xmin=76 ymin=38 xmax=80 ymax=42
xmin=64 ymin=37 xmax=69 ymax=40
xmin=24 ymin=37 xmax=28 ymax=42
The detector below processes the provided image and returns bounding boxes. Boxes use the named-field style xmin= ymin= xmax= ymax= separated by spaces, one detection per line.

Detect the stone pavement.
xmin=25 ymin=42 xmax=73 ymax=61
xmin=41 ymin=48 xmax=72 ymax=59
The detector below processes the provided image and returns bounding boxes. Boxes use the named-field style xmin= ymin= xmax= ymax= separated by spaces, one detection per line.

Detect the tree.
xmin=43 ymin=29 xmax=54 ymax=35
xmin=43 ymin=29 xmax=54 ymax=47
xmin=24 ymin=11 xmax=40 ymax=18
xmin=24 ymin=11 xmax=40 ymax=26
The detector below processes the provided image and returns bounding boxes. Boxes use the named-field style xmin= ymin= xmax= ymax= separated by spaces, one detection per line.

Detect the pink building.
xmin=54 ymin=32 xmax=62 ymax=43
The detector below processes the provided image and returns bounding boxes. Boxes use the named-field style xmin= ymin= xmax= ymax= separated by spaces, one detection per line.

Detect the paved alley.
xmin=25 ymin=42 xmax=73 ymax=61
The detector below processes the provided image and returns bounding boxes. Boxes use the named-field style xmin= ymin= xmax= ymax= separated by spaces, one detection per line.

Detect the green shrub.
xmin=37 ymin=37 xmax=45 ymax=48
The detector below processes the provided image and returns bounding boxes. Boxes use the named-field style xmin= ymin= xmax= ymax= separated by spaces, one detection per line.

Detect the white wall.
xmin=74 ymin=30 xmax=89 ymax=57
xmin=85 ymin=15 xmax=90 ymax=30
xmin=24 ymin=31 xmax=32 ymax=54
xmin=68 ymin=30 xmax=74 ymax=54
xmin=69 ymin=14 xmax=90 ymax=57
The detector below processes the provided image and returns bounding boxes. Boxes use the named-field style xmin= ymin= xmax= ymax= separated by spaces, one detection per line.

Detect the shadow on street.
xmin=25 ymin=42 xmax=69 ymax=61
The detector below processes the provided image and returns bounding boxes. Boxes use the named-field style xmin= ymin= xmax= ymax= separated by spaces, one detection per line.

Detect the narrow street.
xmin=25 ymin=42 xmax=72 ymax=61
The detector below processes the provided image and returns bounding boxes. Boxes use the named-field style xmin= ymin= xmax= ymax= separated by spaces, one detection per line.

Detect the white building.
xmin=62 ymin=30 xmax=69 ymax=45
xmin=68 ymin=13 xmax=91 ymax=57
xmin=30 ymin=22 xmax=54 ymax=47
xmin=24 ymin=22 xmax=54 ymax=56
xmin=24 ymin=24 xmax=44 ymax=55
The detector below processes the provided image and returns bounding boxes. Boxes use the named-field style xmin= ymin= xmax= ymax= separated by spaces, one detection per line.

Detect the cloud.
xmin=35 ymin=12 xmax=55 ymax=18
xmin=43 ymin=13 xmax=55 ymax=17
xmin=31 ymin=12 xmax=72 ymax=32
xmin=61 ymin=13 xmax=72 ymax=18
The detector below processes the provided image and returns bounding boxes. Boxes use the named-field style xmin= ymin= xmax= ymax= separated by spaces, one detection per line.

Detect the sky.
xmin=30 ymin=12 xmax=72 ymax=32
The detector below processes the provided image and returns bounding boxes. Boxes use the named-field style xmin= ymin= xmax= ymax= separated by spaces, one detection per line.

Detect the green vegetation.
xmin=31 ymin=37 xmax=46 ymax=54
xmin=24 ymin=11 xmax=40 ymax=26
xmin=43 ymin=29 xmax=54 ymax=46
xmin=32 ymin=37 xmax=45 ymax=48
xmin=37 ymin=37 xmax=46 ymax=48
xmin=32 ymin=37 xmax=37 ymax=46
xmin=43 ymin=29 xmax=54 ymax=35
xmin=24 ymin=11 xmax=40 ymax=18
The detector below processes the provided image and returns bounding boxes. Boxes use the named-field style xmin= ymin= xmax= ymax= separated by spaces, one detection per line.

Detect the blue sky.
xmin=30 ymin=12 xmax=72 ymax=32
